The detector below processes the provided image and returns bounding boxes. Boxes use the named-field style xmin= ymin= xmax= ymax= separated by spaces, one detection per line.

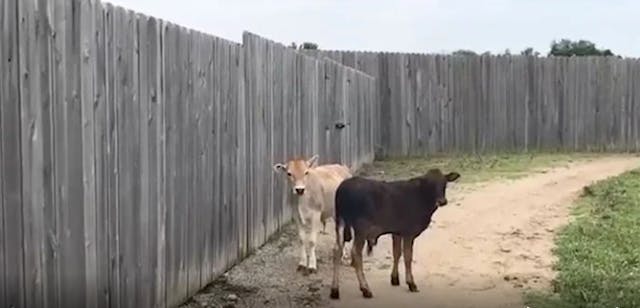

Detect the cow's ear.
xmin=307 ymin=154 xmax=319 ymax=168
xmin=445 ymin=172 xmax=460 ymax=182
xmin=273 ymin=163 xmax=287 ymax=173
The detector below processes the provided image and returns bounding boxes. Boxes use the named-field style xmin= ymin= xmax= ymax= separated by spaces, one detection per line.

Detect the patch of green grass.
xmin=359 ymin=153 xmax=602 ymax=183
xmin=525 ymin=169 xmax=640 ymax=308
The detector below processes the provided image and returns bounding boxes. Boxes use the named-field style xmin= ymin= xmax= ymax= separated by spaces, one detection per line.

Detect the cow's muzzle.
xmin=294 ymin=187 xmax=305 ymax=195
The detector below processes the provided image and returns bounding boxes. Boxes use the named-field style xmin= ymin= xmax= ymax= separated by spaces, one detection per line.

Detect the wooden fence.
xmin=305 ymin=50 xmax=640 ymax=156
xmin=0 ymin=0 xmax=376 ymax=307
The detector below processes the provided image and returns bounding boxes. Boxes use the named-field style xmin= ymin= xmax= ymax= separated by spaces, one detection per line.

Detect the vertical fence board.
xmin=18 ymin=0 xmax=47 ymax=306
xmin=59 ymin=0 xmax=87 ymax=307
xmin=2 ymin=0 xmax=24 ymax=306
xmin=137 ymin=13 xmax=164 ymax=308
xmin=103 ymin=4 xmax=120 ymax=307
xmin=80 ymin=1 xmax=98 ymax=307
xmin=212 ymin=37 xmax=223 ymax=275
xmin=117 ymin=7 xmax=141 ymax=308
xmin=186 ymin=30 xmax=201 ymax=297
xmin=136 ymin=15 xmax=152 ymax=307
xmin=196 ymin=33 xmax=213 ymax=287
xmin=235 ymin=42 xmax=248 ymax=261
xmin=162 ymin=22 xmax=179 ymax=307
xmin=93 ymin=3 xmax=109 ymax=308
xmin=155 ymin=19 xmax=167 ymax=308
xmin=0 ymin=0 xmax=5 ymax=302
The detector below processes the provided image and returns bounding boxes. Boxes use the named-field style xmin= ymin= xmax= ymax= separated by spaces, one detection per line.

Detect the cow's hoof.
xmin=407 ymin=282 xmax=419 ymax=292
xmin=307 ymin=268 xmax=317 ymax=275
xmin=360 ymin=288 xmax=373 ymax=298
xmin=330 ymin=288 xmax=340 ymax=299
xmin=391 ymin=275 xmax=400 ymax=286
xmin=297 ymin=265 xmax=307 ymax=272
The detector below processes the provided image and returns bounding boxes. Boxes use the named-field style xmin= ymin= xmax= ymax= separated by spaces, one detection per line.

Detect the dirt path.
xmin=328 ymin=156 xmax=639 ymax=308
xmin=184 ymin=156 xmax=639 ymax=308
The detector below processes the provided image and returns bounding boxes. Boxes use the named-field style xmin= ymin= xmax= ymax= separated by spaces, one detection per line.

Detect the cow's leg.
xmin=306 ymin=212 xmax=322 ymax=274
xmin=320 ymin=218 xmax=328 ymax=234
xmin=403 ymin=236 xmax=418 ymax=292
xmin=330 ymin=222 xmax=345 ymax=299
xmin=297 ymin=224 xmax=309 ymax=272
xmin=390 ymin=235 xmax=402 ymax=286
xmin=353 ymin=234 xmax=373 ymax=298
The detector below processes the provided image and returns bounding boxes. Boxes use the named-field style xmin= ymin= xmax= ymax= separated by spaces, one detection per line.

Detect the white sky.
xmin=106 ymin=0 xmax=640 ymax=57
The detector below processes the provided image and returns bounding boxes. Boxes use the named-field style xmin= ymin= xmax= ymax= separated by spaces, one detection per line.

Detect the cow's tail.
xmin=340 ymin=219 xmax=376 ymax=256
xmin=343 ymin=223 xmax=352 ymax=242
xmin=366 ymin=238 xmax=377 ymax=256
xmin=341 ymin=221 xmax=375 ymax=256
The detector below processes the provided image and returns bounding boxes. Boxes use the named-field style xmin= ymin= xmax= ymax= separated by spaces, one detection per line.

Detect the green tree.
xmin=452 ymin=49 xmax=477 ymax=56
xmin=299 ymin=42 xmax=319 ymax=50
xmin=549 ymin=39 xmax=614 ymax=57
xmin=521 ymin=47 xmax=540 ymax=57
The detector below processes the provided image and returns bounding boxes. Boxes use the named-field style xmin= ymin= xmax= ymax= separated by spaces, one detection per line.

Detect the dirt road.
xmin=184 ymin=156 xmax=639 ymax=308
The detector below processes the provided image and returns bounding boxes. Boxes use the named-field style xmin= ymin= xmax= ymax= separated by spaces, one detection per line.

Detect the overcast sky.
xmin=106 ymin=0 xmax=640 ymax=57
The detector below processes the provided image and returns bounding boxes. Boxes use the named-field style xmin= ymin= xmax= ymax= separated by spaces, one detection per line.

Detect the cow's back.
xmin=308 ymin=164 xmax=352 ymax=217
xmin=335 ymin=176 xmax=386 ymax=222
xmin=336 ymin=176 xmax=440 ymax=237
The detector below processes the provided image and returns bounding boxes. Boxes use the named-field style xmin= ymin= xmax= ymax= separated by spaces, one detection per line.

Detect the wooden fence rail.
xmin=305 ymin=50 xmax=640 ymax=156
xmin=0 ymin=0 xmax=375 ymax=307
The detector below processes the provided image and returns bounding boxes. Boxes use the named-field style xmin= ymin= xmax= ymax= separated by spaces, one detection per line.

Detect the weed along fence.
xmin=0 ymin=0 xmax=376 ymax=307
xmin=304 ymin=50 xmax=640 ymax=156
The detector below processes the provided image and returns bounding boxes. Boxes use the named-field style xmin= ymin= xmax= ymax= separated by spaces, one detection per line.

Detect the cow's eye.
xmin=304 ymin=171 xmax=309 ymax=175
xmin=287 ymin=172 xmax=292 ymax=177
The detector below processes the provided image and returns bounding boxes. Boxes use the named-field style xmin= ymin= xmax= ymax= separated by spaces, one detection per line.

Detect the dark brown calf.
xmin=330 ymin=169 xmax=460 ymax=299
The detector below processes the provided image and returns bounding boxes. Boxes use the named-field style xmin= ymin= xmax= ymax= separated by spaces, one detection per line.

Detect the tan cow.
xmin=273 ymin=154 xmax=353 ymax=274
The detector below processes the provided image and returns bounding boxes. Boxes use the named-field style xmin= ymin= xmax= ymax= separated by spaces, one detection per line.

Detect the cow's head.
xmin=424 ymin=168 xmax=460 ymax=207
xmin=273 ymin=155 xmax=319 ymax=196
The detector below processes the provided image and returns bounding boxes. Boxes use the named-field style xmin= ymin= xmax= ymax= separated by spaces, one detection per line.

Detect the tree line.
xmin=453 ymin=39 xmax=617 ymax=57
xmin=289 ymin=38 xmax=619 ymax=57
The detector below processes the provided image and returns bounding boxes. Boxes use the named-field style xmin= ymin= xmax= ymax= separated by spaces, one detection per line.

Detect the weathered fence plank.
xmin=234 ymin=41 xmax=248 ymax=261
xmin=211 ymin=37 xmax=223 ymax=278
xmin=162 ymin=21 xmax=180 ymax=307
xmin=59 ymin=0 xmax=88 ymax=307
xmin=18 ymin=0 xmax=48 ymax=306
xmin=92 ymin=3 xmax=110 ymax=308
xmin=103 ymin=3 xmax=120 ymax=307
xmin=0 ymin=0 xmax=4 ymax=302
xmin=2 ymin=0 xmax=25 ymax=306
xmin=93 ymin=2 xmax=109 ymax=308
xmin=186 ymin=29 xmax=200 ymax=298
xmin=0 ymin=1 xmax=6 ymax=300
xmin=137 ymin=13 xmax=164 ymax=308
xmin=80 ymin=0 xmax=98 ymax=306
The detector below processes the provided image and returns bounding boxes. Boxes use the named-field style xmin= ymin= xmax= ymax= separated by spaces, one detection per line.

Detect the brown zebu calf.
xmin=330 ymin=169 xmax=460 ymax=299
xmin=273 ymin=155 xmax=354 ymax=274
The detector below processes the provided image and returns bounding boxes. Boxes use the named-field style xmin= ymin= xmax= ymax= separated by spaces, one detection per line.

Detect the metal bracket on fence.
xmin=335 ymin=122 xmax=347 ymax=129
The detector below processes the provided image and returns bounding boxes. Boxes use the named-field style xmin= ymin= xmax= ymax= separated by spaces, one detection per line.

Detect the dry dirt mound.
xmin=182 ymin=156 xmax=639 ymax=308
